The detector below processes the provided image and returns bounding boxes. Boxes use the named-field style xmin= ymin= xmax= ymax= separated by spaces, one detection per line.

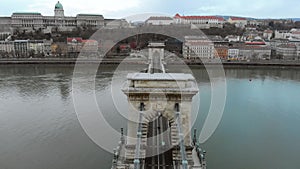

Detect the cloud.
xmin=197 ymin=6 xmax=223 ymax=15
xmin=26 ymin=0 xmax=140 ymax=17
xmin=2 ymin=0 xmax=300 ymax=19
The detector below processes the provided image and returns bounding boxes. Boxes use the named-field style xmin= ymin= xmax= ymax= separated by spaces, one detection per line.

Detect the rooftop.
xmin=67 ymin=37 xmax=83 ymax=43
xmin=277 ymin=44 xmax=296 ymax=48
xmin=174 ymin=13 xmax=224 ymax=21
xmin=12 ymin=12 xmax=42 ymax=15
xmin=77 ymin=14 xmax=103 ymax=17
xmin=55 ymin=1 xmax=63 ymax=9
xmin=229 ymin=17 xmax=247 ymax=21
xmin=245 ymin=41 xmax=266 ymax=45
xmin=147 ymin=16 xmax=173 ymax=21
xmin=184 ymin=35 xmax=210 ymax=41
xmin=264 ymin=30 xmax=273 ymax=33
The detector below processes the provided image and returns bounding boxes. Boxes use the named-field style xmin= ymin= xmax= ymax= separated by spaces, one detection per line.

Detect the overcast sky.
xmin=1 ymin=0 xmax=299 ymax=19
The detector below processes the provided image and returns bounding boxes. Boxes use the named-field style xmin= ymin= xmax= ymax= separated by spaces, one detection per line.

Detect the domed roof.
xmin=55 ymin=1 xmax=63 ymax=9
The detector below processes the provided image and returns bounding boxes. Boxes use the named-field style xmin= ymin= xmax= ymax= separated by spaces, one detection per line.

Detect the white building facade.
xmin=1 ymin=1 xmax=105 ymax=32
xmin=0 ymin=41 xmax=14 ymax=57
xmin=174 ymin=14 xmax=224 ymax=29
xmin=146 ymin=16 xmax=174 ymax=25
xmin=275 ymin=30 xmax=290 ymax=39
xmin=276 ymin=44 xmax=297 ymax=60
xmin=228 ymin=48 xmax=239 ymax=59
xmin=183 ymin=36 xmax=214 ymax=59
xmin=228 ymin=17 xmax=248 ymax=28
xmin=238 ymin=46 xmax=271 ymax=60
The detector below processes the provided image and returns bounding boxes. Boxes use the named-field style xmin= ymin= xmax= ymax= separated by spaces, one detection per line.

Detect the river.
xmin=0 ymin=64 xmax=300 ymax=169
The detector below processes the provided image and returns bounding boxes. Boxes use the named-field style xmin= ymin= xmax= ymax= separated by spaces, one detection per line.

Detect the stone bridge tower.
xmin=112 ymin=43 xmax=206 ymax=169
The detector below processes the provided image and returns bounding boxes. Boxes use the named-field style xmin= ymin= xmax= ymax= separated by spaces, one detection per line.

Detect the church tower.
xmin=54 ymin=1 xmax=64 ymax=18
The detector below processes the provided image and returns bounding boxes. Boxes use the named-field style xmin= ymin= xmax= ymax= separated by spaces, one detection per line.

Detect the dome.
xmin=55 ymin=1 xmax=63 ymax=9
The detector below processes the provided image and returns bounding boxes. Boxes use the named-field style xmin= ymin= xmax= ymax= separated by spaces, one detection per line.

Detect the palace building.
xmin=0 ymin=1 xmax=105 ymax=32
xmin=174 ymin=13 xmax=225 ymax=29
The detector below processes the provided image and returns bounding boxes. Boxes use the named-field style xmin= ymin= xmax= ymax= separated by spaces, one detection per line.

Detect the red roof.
xmin=67 ymin=37 xmax=83 ymax=43
xmin=175 ymin=13 xmax=181 ymax=17
xmin=230 ymin=17 xmax=247 ymax=21
xmin=174 ymin=13 xmax=224 ymax=21
xmin=245 ymin=41 xmax=266 ymax=45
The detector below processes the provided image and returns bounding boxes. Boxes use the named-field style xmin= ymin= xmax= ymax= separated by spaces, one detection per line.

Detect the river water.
xmin=0 ymin=64 xmax=300 ymax=169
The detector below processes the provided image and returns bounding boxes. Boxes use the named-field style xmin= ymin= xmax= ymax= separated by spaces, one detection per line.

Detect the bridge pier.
xmin=112 ymin=42 xmax=206 ymax=169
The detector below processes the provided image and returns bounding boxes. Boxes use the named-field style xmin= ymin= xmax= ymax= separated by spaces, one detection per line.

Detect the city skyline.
xmin=1 ymin=0 xmax=300 ymax=19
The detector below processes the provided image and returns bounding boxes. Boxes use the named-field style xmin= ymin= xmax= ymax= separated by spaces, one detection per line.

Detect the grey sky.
xmin=1 ymin=0 xmax=299 ymax=19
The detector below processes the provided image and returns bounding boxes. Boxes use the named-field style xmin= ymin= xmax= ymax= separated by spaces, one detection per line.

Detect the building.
xmin=242 ymin=30 xmax=260 ymax=41
xmin=275 ymin=30 xmax=290 ymax=39
xmin=174 ymin=14 xmax=224 ymax=29
xmin=0 ymin=41 xmax=14 ymax=57
xmin=207 ymin=35 xmax=225 ymax=43
xmin=208 ymin=36 xmax=228 ymax=59
xmin=67 ymin=38 xmax=99 ymax=56
xmin=248 ymin=19 xmax=259 ymax=26
xmin=0 ymin=39 xmax=52 ymax=57
xmin=228 ymin=47 xmax=240 ymax=60
xmin=214 ymin=45 xmax=228 ymax=59
xmin=228 ymin=17 xmax=248 ymax=28
xmin=263 ymin=30 xmax=273 ymax=40
xmin=14 ymin=40 xmax=29 ymax=57
xmin=165 ymin=38 xmax=182 ymax=55
xmin=67 ymin=37 xmax=83 ymax=56
xmin=0 ymin=32 xmax=11 ymax=41
xmin=0 ymin=17 xmax=12 ymax=39
xmin=276 ymin=44 xmax=297 ymax=60
xmin=145 ymin=16 xmax=174 ymax=25
xmin=225 ymin=35 xmax=241 ymax=42
xmin=296 ymin=43 xmax=300 ymax=59
xmin=238 ymin=46 xmax=271 ymax=60
xmin=28 ymin=40 xmax=46 ymax=56
xmin=289 ymin=29 xmax=300 ymax=41
xmin=245 ymin=40 xmax=266 ymax=46
xmin=104 ymin=19 xmax=130 ymax=29
xmin=0 ymin=17 xmax=12 ymax=32
xmin=270 ymin=38 xmax=289 ymax=50
xmin=0 ymin=1 xmax=105 ymax=32
xmin=82 ymin=40 xmax=99 ymax=54
xmin=183 ymin=36 xmax=214 ymax=59
xmin=256 ymin=19 xmax=271 ymax=26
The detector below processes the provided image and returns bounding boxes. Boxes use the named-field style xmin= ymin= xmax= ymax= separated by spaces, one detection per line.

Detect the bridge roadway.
xmin=144 ymin=114 xmax=173 ymax=169
xmin=148 ymin=53 xmax=165 ymax=74
xmin=137 ymin=52 xmax=187 ymax=169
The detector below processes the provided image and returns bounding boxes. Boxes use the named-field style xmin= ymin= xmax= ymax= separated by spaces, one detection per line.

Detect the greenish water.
xmin=0 ymin=65 xmax=300 ymax=169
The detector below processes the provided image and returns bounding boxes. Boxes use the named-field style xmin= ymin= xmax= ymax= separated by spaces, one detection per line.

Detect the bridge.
xmin=112 ymin=42 xmax=206 ymax=169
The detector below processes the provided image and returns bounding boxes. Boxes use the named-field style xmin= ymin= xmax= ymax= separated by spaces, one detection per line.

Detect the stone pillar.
xmin=122 ymin=73 xmax=198 ymax=168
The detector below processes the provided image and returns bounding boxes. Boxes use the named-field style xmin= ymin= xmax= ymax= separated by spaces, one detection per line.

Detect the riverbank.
xmin=1 ymin=58 xmax=300 ymax=67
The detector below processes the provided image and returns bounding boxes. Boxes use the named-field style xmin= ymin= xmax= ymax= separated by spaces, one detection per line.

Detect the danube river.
xmin=0 ymin=64 xmax=300 ymax=169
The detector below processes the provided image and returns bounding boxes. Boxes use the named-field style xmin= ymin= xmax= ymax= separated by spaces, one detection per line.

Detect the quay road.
xmin=1 ymin=58 xmax=300 ymax=67
xmin=0 ymin=58 xmax=147 ymax=65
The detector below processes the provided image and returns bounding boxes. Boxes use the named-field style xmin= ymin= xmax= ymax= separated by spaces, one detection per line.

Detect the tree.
xmin=268 ymin=21 xmax=274 ymax=28
xmin=271 ymin=32 xmax=275 ymax=39
xmin=116 ymin=46 xmax=121 ymax=53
